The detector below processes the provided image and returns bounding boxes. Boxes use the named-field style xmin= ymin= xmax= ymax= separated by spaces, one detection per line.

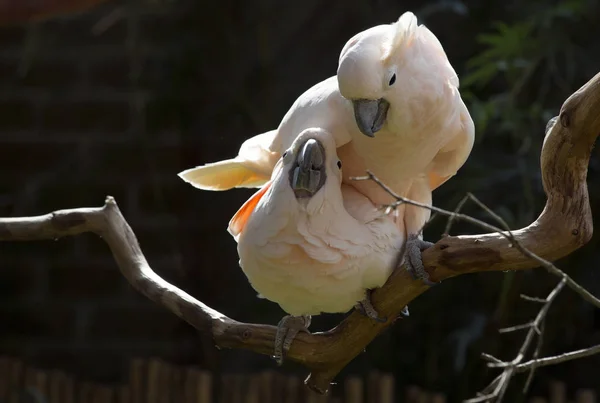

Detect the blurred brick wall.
xmin=0 ymin=0 xmax=524 ymax=395
xmin=0 ymin=0 xmax=249 ymax=383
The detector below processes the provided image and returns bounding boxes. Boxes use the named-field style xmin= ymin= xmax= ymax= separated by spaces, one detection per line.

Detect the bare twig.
xmin=1 ymin=71 xmax=599 ymax=395
xmin=481 ymin=353 xmax=504 ymax=365
xmin=515 ymin=344 xmax=600 ymax=372
xmin=520 ymin=294 xmax=547 ymax=303
xmin=498 ymin=322 xmax=534 ymax=334
xmin=493 ymin=278 xmax=566 ymax=402
xmin=443 ymin=194 xmax=470 ymax=235
xmin=352 ymin=171 xmax=600 ymax=310
xmin=523 ymin=320 xmax=545 ymax=393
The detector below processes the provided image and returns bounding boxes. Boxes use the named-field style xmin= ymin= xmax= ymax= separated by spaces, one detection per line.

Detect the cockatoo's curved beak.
xmin=352 ymin=98 xmax=390 ymax=137
xmin=289 ymin=138 xmax=327 ymax=199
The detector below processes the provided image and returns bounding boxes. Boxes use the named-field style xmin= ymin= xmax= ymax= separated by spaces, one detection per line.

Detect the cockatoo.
xmin=227 ymin=127 xmax=406 ymax=364
xmin=179 ymin=11 xmax=474 ymax=286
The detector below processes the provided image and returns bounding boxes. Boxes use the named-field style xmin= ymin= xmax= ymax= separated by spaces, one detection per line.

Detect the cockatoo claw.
xmin=355 ymin=289 xmax=388 ymax=323
xmin=405 ymin=234 xmax=437 ymax=286
xmin=273 ymin=315 xmax=312 ymax=366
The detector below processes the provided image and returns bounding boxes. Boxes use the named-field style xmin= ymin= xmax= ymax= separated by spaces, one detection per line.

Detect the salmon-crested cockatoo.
xmin=227 ymin=127 xmax=407 ymax=364
xmin=179 ymin=11 xmax=474 ymax=287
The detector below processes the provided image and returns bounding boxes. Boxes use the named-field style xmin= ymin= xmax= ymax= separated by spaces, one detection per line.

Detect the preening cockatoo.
xmin=228 ymin=127 xmax=407 ymax=364
xmin=179 ymin=12 xmax=474 ymax=285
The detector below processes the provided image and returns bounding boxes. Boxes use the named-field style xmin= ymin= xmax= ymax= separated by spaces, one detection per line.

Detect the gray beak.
xmin=352 ymin=98 xmax=390 ymax=137
xmin=289 ymin=138 xmax=327 ymax=199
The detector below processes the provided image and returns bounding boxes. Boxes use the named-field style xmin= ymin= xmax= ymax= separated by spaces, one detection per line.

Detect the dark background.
xmin=1 ymin=0 xmax=600 ymax=401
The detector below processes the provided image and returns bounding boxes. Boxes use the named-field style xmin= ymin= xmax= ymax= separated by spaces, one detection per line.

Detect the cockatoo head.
xmin=336 ymin=12 xmax=418 ymax=137
xmin=281 ymin=127 xmax=342 ymax=201
xmin=228 ymin=128 xmax=343 ymax=240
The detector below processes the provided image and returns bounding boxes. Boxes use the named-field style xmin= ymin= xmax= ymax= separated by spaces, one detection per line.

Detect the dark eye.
xmin=282 ymin=151 xmax=288 ymax=158
xmin=389 ymin=74 xmax=396 ymax=86
xmin=337 ymin=160 xmax=342 ymax=169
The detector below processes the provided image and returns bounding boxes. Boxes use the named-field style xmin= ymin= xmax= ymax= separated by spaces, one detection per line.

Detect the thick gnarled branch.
xmin=1 ymin=71 xmax=599 ymax=395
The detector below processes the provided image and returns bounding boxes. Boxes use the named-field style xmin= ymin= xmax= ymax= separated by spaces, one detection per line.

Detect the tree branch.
xmin=515 ymin=344 xmax=600 ymax=373
xmin=1 ymin=71 xmax=599 ymax=395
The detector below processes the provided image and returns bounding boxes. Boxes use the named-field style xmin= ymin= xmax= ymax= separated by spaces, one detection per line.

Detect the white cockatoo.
xmin=179 ymin=12 xmax=474 ymax=290
xmin=227 ymin=127 xmax=407 ymax=364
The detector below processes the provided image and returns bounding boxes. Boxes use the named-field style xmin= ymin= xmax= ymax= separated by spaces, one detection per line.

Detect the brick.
xmin=93 ymin=143 xmax=181 ymax=177
xmin=47 ymin=262 xmax=122 ymax=299
xmin=87 ymin=55 xmax=130 ymax=89
xmin=0 ymin=60 xmax=18 ymax=87
xmin=41 ymin=101 xmax=130 ymax=132
xmin=139 ymin=11 xmax=199 ymax=46
xmin=0 ymin=304 xmax=76 ymax=339
xmin=0 ymin=142 xmax=65 ymax=170
xmin=18 ymin=60 xmax=81 ymax=89
xmin=145 ymin=98 xmax=188 ymax=133
xmin=42 ymin=17 xmax=127 ymax=47
xmin=0 ymin=263 xmax=39 ymax=299
xmin=0 ymin=26 xmax=26 ymax=47
xmin=87 ymin=306 xmax=186 ymax=340
xmin=137 ymin=55 xmax=170 ymax=90
xmin=0 ymin=100 xmax=35 ymax=130
xmin=0 ymin=236 xmax=81 ymax=264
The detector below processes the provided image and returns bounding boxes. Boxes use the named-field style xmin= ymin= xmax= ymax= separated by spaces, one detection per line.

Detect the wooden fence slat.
xmin=92 ymin=385 xmax=115 ymax=403
xmin=233 ymin=374 xmax=246 ymax=403
xmin=244 ymin=374 xmax=260 ymax=403
xmin=7 ymin=357 xmax=600 ymax=403
xmin=129 ymin=359 xmax=146 ymax=403
xmin=576 ymin=389 xmax=596 ymax=403
xmin=198 ymin=370 xmax=212 ymax=403
xmin=158 ymin=360 xmax=173 ymax=403
xmin=305 ymin=389 xmax=328 ymax=403
xmin=220 ymin=374 xmax=232 ymax=403
xmin=8 ymin=359 xmax=23 ymax=403
xmin=24 ymin=368 xmax=48 ymax=403
xmin=147 ymin=358 xmax=162 ymax=403
xmin=117 ymin=385 xmax=131 ymax=403
xmin=272 ymin=372 xmax=286 ymax=403
xmin=260 ymin=371 xmax=274 ymax=403
xmin=169 ymin=366 xmax=184 ymax=403
xmin=344 ymin=376 xmax=363 ymax=403
xmin=284 ymin=375 xmax=300 ymax=403
xmin=79 ymin=381 xmax=94 ymax=403
xmin=367 ymin=371 xmax=380 ymax=403
xmin=64 ymin=375 xmax=75 ymax=403
xmin=48 ymin=370 xmax=64 ymax=403
xmin=184 ymin=368 xmax=212 ymax=403
xmin=550 ymin=381 xmax=567 ymax=403
xmin=183 ymin=368 xmax=198 ymax=403
xmin=0 ymin=357 xmax=9 ymax=400
xmin=378 ymin=374 xmax=394 ymax=403
xmin=431 ymin=392 xmax=447 ymax=403
xmin=405 ymin=385 xmax=423 ymax=403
